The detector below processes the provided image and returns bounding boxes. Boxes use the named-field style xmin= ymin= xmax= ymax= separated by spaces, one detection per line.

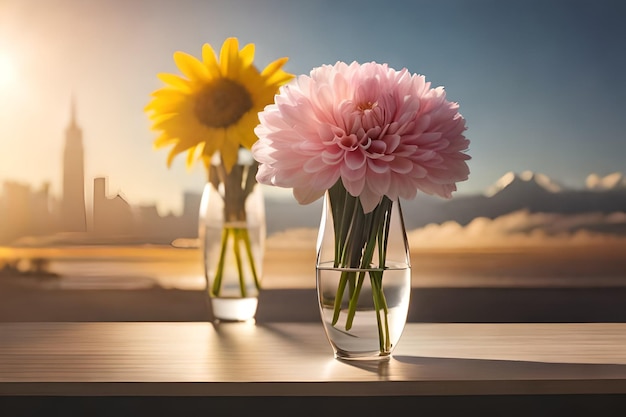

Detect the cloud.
xmin=268 ymin=210 xmax=626 ymax=250
xmin=407 ymin=210 xmax=626 ymax=248
xmin=586 ymin=172 xmax=626 ymax=190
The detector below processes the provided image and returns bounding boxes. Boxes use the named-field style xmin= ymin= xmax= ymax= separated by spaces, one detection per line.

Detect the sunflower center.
xmin=194 ymin=78 xmax=253 ymax=128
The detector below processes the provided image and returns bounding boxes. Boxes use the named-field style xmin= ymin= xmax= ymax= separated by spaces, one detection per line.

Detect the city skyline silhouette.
xmin=0 ymin=99 xmax=200 ymax=246
xmin=61 ymin=96 xmax=87 ymax=233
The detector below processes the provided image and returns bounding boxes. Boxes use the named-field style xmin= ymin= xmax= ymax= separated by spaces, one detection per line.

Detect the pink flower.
xmin=252 ymin=61 xmax=470 ymax=213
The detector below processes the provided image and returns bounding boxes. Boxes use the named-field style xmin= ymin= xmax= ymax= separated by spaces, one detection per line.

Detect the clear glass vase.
xmin=316 ymin=182 xmax=411 ymax=360
xmin=198 ymin=149 xmax=265 ymax=322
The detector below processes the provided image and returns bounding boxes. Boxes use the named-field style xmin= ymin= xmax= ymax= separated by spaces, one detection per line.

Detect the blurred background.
xmin=0 ymin=0 xmax=624 ymax=322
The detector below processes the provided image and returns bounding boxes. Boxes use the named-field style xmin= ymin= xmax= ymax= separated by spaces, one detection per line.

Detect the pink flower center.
xmin=339 ymin=133 xmax=358 ymax=150
xmin=357 ymin=101 xmax=375 ymax=112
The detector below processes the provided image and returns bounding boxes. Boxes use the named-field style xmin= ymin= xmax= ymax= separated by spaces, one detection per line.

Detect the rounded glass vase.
xmin=198 ymin=150 xmax=265 ymax=322
xmin=316 ymin=185 xmax=411 ymax=360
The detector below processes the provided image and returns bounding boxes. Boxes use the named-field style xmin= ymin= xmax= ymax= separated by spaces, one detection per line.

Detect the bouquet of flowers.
xmin=252 ymin=61 xmax=470 ymax=351
xmin=145 ymin=38 xmax=293 ymax=300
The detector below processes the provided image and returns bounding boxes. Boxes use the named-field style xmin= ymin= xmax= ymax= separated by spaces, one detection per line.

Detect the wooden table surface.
xmin=2 ymin=322 xmax=626 ymax=397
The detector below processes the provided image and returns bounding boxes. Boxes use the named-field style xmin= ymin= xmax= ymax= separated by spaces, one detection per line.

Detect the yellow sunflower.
xmin=145 ymin=37 xmax=294 ymax=173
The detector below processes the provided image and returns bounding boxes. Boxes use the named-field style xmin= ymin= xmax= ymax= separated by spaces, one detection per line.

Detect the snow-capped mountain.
xmin=400 ymin=170 xmax=626 ymax=230
xmin=485 ymin=171 xmax=563 ymax=197
xmin=586 ymin=172 xmax=626 ymax=191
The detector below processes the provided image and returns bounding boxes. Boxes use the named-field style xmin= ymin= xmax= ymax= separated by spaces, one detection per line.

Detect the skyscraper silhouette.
xmin=61 ymin=96 xmax=87 ymax=232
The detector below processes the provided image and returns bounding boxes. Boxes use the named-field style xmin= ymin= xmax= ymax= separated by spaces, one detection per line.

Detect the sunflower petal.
xmin=201 ymin=43 xmax=221 ymax=77
xmin=144 ymin=93 xmax=186 ymax=113
xmin=261 ymin=57 xmax=289 ymax=78
xmin=220 ymin=131 xmax=240 ymax=172
xmin=153 ymin=133 xmax=175 ymax=149
xmin=219 ymin=37 xmax=240 ymax=78
xmin=157 ymin=73 xmax=192 ymax=91
xmin=185 ymin=144 xmax=203 ymax=169
xmin=165 ymin=140 xmax=192 ymax=167
xmin=148 ymin=88 xmax=186 ymax=101
xmin=261 ymin=57 xmax=294 ymax=87
xmin=239 ymin=43 xmax=255 ymax=68
xmin=266 ymin=68 xmax=295 ymax=86
xmin=153 ymin=118 xmax=204 ymax=151
xmin=237 ymin=112 xmax=261 ymax=149
xmin=152 ymin=114 xmax=187 ymax=131
xmin=146 ymin=112 xmax=176 ymax=127
xmin=202 ymin=128 xmax=225 ymax=158
xmin=173 ymin=51 xmax=209 ymax=81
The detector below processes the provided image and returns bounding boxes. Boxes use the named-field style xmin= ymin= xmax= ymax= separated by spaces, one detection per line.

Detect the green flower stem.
xmin=328 ymin=181 xmax=395 ymax=353
xmin=211 ymin=226 xmax=261 ymax=298
xmin=208 ymin=152 xmax=262 ymax=299
xmin=331 ymin=271 xmax=350 ymax=325
xmin=211 ymin=227 xmax=261 ymax=297
xmin=344 ymin=270 xmax=365 ymax=330
xmin=241 ymin=228 xmax=261 ymax=291
xmin=233 ymin=228 xmax=247 ymax=298
xmin=329 ymin=182 xmax=348 ymax=266
xmin=211 ymin=227 xmax=230 ymax=297
xmin=370 ymin=272 xmax=390 ymax=352
xmin=344 ymin=196 xmax=389 ymax=330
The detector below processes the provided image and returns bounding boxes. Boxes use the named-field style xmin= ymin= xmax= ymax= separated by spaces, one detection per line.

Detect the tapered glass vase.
xmin=316 ymin=183 xmax=411 ymax=360
xmin=198 ymin=150 xmax=265 ymax=322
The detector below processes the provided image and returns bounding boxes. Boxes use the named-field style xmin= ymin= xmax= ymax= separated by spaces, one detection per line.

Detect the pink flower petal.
xmin=252 ymin=61 xmax=471 ymax=212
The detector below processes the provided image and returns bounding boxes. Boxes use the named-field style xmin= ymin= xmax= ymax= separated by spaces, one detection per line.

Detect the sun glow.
xmin=0 ymin=51 xmax=17 ymax=91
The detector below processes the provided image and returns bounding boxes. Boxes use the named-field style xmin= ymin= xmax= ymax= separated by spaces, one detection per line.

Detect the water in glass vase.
xmin=202 ymin=223 xmax=263 ymax=321
xmin=211 ymin=297 xmax=259 ymax=322
xmin=317 ymin=262 xmax=411 ymax=360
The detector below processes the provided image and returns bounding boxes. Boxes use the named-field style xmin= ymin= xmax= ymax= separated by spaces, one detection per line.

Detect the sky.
xmin=0 ymin=0 xmax=625 ymax=216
